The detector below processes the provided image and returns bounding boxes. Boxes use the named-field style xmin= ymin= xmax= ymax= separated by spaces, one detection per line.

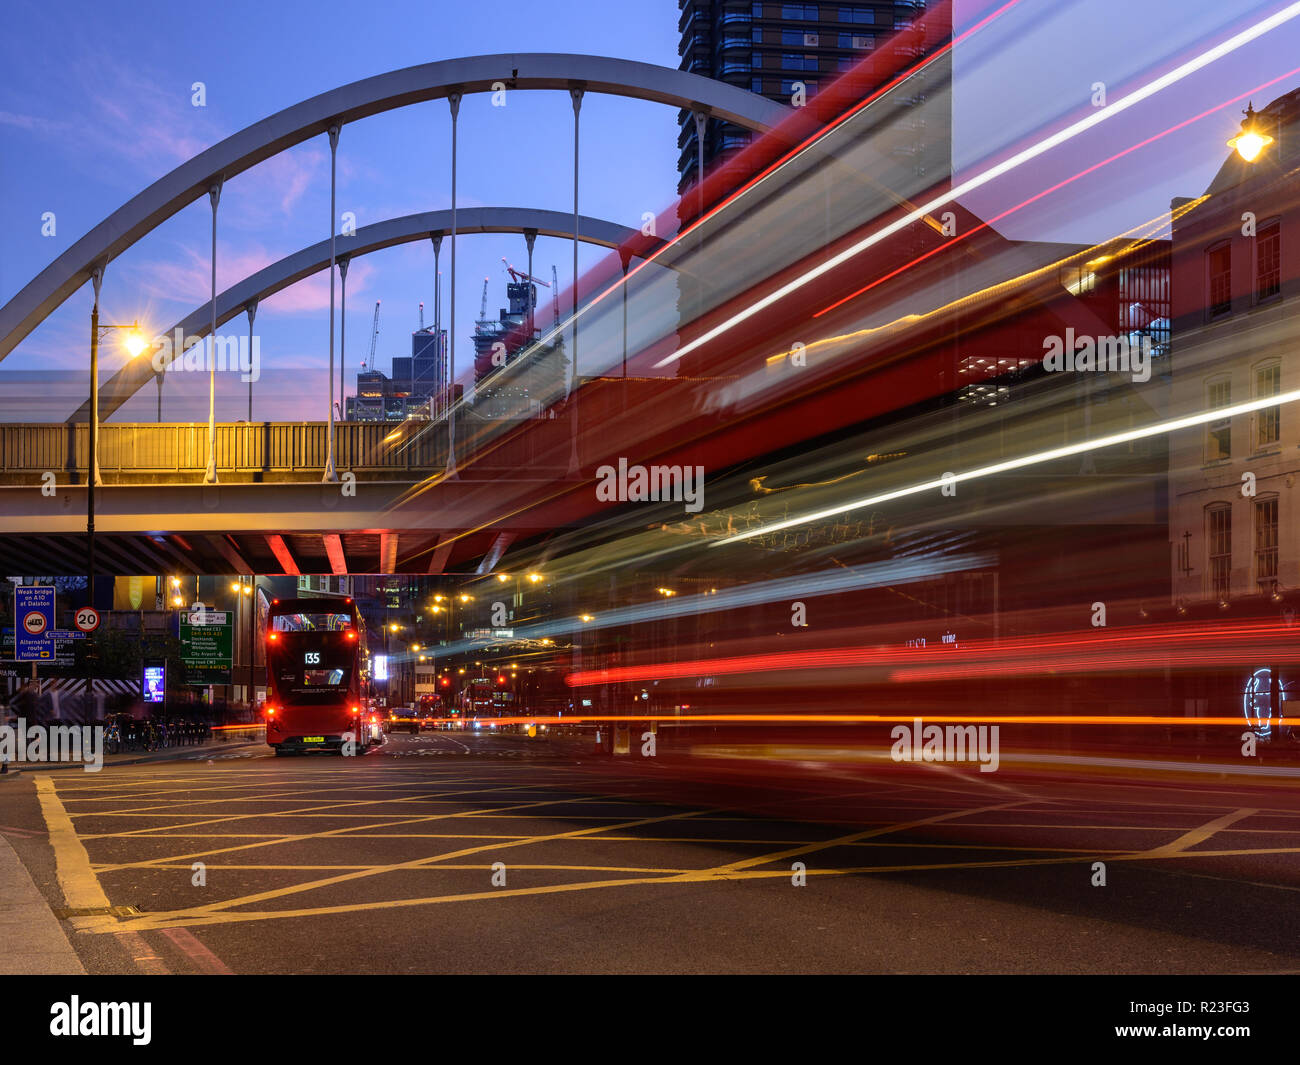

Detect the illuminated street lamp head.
xmin=122 ymin=326 xmax=149 ymax=359
xmin=389 ymin=623 xmax=399 ymax=632
xmin=580 ymin=614 xmax=594 ymax=623
xmin=496 ymin=573 xmax=510 ymax=582
xmin=458 ymin=594 xmax=472 ymax=602
xmin=1228 ymin=103 xmax=1274 ymax=162
xmin=526 ymin=572 xmax=543 ymax=583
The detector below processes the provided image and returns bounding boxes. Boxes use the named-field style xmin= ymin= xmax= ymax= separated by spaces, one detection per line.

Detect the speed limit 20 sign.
xmin=74 ymin=607 xmax=101 ymax=633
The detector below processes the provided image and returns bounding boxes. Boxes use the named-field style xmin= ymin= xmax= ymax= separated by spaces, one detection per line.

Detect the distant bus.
xmin=263 ymin=598 xmax=377 ymax=756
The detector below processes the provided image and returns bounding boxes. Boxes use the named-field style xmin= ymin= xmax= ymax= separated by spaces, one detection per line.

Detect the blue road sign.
xmin=15 ymin=586 xmax=55 ymax=662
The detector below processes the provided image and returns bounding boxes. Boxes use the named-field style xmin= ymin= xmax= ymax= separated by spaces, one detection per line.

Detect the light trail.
xmin=713 ymin=387 xmax=1300 ymax=545
xmin=653 ymin=2 xmax=1300 ymax=369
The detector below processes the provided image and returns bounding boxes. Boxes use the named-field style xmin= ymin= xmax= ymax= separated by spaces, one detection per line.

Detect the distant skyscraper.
xmin=472 ymin=278 xmax=566 ymax=418
xmin=677 ymin=0 xmax=931 ymax=193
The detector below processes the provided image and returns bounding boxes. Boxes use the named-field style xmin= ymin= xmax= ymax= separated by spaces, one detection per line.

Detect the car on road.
xmin=388 ymin=706 xmax=421 ymax=734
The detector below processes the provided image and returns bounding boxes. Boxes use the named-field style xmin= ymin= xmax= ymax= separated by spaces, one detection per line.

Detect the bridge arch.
xmin=74 ymin=206 xmax=668 ymax=422
xmin=1 ymin=53 xmax=791 ymax=363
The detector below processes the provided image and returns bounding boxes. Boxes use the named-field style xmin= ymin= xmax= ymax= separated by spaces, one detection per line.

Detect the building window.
xmin=838 ymin=5 xmax=873 ymax=23
xmin=838 ymin=31 xmax=874 ymax=48
xmin=1256 ymin=219 xmax=1280 ymax=302
xmin=781 ymin=3 xmax=819 ymax=18
xmin=1207 ymin=240 xmax=1232 ymax=318
xmin=751 ymin=76 xmax=764 ymax=92
xmin=752 ymin=26 xmax=762 ymax=41
xmin=1254 ymin=361 xmax=1281 ymax=449
xmin=752 ymin=51 xmax=764 ymax=67
xmin=1206 ymin=377 xmax=1231 ymax=461
xmin=1207 ymin=503 xmax=1232 ymax=600
xmin=781 ymin=53 xmax=818 ymax=70
xmin=1255 ymin=496 xmax=1279 ymax=594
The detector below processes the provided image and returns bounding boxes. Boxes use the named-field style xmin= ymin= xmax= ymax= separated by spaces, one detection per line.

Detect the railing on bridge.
xmin=0 ymin=413 xmax=577 ymax=485
xmin=0 ymin=421 xmax=450 ymax=484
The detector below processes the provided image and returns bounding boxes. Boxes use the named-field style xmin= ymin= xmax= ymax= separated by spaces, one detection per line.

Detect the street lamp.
xmin=87 ymin=297 xmax=148 ymax=606
xmin=1229 ymin=103 xmax=1275 ymax=162
xmin=230 ymin=579 xmax=255 ymax=712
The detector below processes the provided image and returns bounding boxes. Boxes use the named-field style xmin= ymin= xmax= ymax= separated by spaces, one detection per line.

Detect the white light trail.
xmin=655 ymin=2 xmax=1300 ymax=369
xmin=714 ymin=388 xmax=1300 ymax=546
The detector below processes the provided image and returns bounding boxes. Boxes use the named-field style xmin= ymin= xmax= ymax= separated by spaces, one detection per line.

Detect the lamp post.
xmin=86 ymin=277 xmax=147 ymax=606
xmin=230 ymin=578 xmax=255 ymax=714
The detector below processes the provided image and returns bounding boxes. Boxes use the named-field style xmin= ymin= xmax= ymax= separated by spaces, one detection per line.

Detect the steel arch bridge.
xmin=0 ymin=52 xmax=792 ymax=364
xmin=73 ymin=206 xmax=670 ymax=424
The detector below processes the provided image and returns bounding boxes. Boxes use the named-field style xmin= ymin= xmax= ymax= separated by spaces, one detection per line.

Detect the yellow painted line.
xmin=685 ymin=800 xmax=1026 ymax=877
xmin=95 ymin=837 xmax=1300 ymax=935
xmin=1140 ymin=808 xmax=1259 ymax=857
xmin=78 ymin=777 xmax=546 ymax=839
xmin=108 ymin=805 xmax=721 ymax=928
xmin=91 ymin=792 xmax=611 ymax=872
xmin=34 ymin=776 xmax=115 ymax=932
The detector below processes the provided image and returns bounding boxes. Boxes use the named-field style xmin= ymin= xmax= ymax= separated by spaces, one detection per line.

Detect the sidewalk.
xmin=0 ymin=832 xmax=83 ymax=974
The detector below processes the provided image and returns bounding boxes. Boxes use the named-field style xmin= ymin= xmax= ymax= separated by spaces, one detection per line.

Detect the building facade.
xmin=1169 ymin=90 xmax=1300 ymax=615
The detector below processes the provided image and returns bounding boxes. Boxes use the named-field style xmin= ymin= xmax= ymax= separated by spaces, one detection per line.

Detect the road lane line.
xmin=1139 ymin=807 xmax=1258 ymax=858
xmin=108 ymin=804 xmax=723 ymax=927
xmin=34 ymin=775 xmax=115 ymax=933
xmin=686 ymin=800 xmax=1027 ymax=877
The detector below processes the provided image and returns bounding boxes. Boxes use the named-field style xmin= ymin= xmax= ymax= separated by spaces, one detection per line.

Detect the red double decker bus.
xmin=263 ymin=598 xmax=378 ymax=756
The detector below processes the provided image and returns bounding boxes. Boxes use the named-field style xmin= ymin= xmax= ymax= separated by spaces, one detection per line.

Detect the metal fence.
xmin=0 ymin=411 xmax=583 ymax=483
xmin=0 ymin=420 xmax=451 ymax=482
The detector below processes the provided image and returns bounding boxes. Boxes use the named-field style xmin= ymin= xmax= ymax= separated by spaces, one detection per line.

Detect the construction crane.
xmin=500 ymin=257 xmax=549 ymax=287
xmin=363 ymin=300 xmax=380 ymax=369
xmin=551 ymin=265 xmax=560 ymax=328
xmin=419 ymin=302 xmax=424 ymax=330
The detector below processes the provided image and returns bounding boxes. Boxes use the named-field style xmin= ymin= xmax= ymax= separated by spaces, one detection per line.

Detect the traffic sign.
xmin=14 ymin=586 xmax=55 ymax=662
xmin=47 ymin=630 xmax=86 ymax=640
xmin=74 ymin=607 xmax=101 ymax=633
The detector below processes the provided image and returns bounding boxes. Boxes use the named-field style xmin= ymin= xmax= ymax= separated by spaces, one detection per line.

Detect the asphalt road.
xmin=3 ymin=727 xmax=1300 ymax=974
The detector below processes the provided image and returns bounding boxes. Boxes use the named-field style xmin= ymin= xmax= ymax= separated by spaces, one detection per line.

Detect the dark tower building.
xmin=677 ymin=0 xmax=932 ymax=194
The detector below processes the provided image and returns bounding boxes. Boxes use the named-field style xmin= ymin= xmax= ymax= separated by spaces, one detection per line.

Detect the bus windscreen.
xmin=272 ymin=612 xmax=354 ymax=631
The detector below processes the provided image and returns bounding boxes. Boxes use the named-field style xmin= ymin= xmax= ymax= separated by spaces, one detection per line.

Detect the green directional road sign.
xmin=179 ymin=609 xmax=233 ymax=685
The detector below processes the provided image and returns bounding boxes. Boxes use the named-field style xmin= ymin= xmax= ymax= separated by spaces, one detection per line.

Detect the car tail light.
xmin=345 ymin=630 xmax=357 ymax=641
xmin=268 ymin=632 xmax=280 ymax=643
xmin=351 ymin=706 xmax=360 ymax=715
